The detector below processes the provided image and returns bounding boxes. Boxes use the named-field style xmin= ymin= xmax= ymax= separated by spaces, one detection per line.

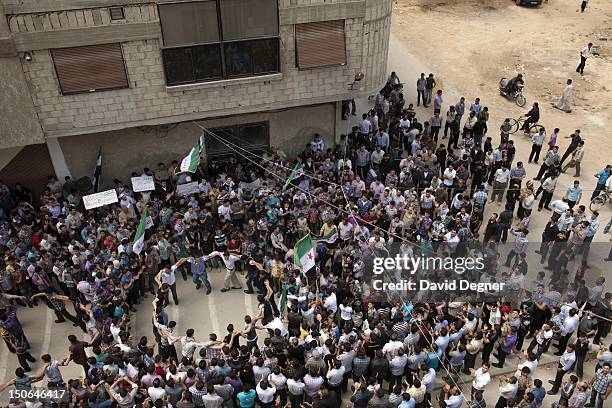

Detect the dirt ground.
xmin=391 ymin=0 xmax=612 ymax=167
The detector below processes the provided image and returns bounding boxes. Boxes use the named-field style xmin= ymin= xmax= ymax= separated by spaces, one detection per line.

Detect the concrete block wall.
xmin=7 ymin=5 xmax=158 ymax=33
xmin=361 ymin=0 xmax=392 ymax=95
xmin=3 ymin=0 xmax=392 ymax=143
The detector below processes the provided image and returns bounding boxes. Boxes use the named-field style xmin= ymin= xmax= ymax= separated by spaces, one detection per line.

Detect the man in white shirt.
xmin=497 ymin=376 xmax=518 ymax=408
xmin=256 ymin=380 xmax=276 ymax=405
xmin=339 ymin=301 xmax=353 ymax=326
xmin=179 ymin=328 xmax=206 ymax=360
xmin=326 ymin=359 xmax=345 ymax=390
xmin=206 ymin=250 xmax=242 ymax=293
xmin=442 ymin=386 xmax=464 ymax=408
xmin=442 ymin=165 xmax=456 ymax=198
xmin=550 ymin=198 xmax=570 ymax=218
xmin=389 ymin=349 xmax=409 ymax=388
xmin=155 ymin=259 xmax=187 ymax=305
xmin=147 ymin=378 xmax=166 ymax=403
xmin=517 ymin=351 xmax=539 ymax=376
xmin=548 ymin=344 xmax=577 ymax=394
xmin=421 ymin=364 xmax=436 ymax=403
xmin=338 ymin=218 xmax=354 ymax=241
xmin=576 ymin=42 xmax=593 ymax=76
xmin=491 ymin=165 xmax=510 ymax=203
xmin=537 ymin=174 xmax=558 ymax=211
xmin=556 ymin=308 xmax=579 ymax=355
xmin=217 ymin=200 xmax=232 ymax=222
xmin=470 ymin=363 xmax=491 ymax=399
xmin=382 ymin=335 xmax=404 ymax=356
xmin=323 ymin=290 xmax=337 ymax=314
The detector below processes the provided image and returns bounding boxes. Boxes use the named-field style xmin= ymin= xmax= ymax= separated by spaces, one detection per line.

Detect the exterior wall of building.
xmin=0 ymin=3 xmax=45 ymax=148
xmin=0 ymin=0 xmax=392 ymax=183
xmin=2 ymin=0 xmax=391 ymax=138
xmin=58 ymin=103 xmax=336 ymax=187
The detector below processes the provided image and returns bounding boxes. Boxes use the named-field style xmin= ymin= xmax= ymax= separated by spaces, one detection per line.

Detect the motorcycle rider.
xmin=506 ymin=73 xmax=524 ymax=95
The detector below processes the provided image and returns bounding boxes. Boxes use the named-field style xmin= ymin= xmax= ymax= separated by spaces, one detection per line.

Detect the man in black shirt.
xmin=560 ymin=129 xmax=582 ymax=165
xmin=535 ymin=218 xmax=559 ymax=263
xmin=498 ymin=206 xmax=515 ymax=243
xmin=315 ymin=387 xmax=340 ymax=408
xmin=573 ymin=335 xmax=589 ymax=379
xmin=521 ymin=102 xmax=540 ymax=132
xmin=483 ymin=214 xmax=501 ymax=244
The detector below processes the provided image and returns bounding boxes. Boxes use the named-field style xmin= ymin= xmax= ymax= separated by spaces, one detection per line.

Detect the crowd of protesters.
xmin=0 ymin=71 xmax=611 ymax=408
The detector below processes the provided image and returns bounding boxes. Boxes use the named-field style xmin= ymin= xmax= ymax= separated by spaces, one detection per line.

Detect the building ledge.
xmin=165 ymin=73 xmax=284 ymax=93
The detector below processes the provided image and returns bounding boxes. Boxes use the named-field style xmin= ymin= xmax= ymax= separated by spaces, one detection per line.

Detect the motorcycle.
xmin=499 ymin=78 xmax=527 ymax=107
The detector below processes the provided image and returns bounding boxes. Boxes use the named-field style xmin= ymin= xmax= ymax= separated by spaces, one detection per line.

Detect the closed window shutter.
xmin=51 ymin=43 xmax=129 ymax=95
xmin=295 ymin=20 xmax=346 ymax=69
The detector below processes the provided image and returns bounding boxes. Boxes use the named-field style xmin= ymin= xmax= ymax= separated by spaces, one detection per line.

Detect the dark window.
xmin=252 ymin=38 xmax=280 ymax=74
xmin=159 ymin=0 xmax=280 ymax=86
xmin=205 ymin=122 xmax=270 ymax=158
xmin=240 ymin=123 xmax=269 ymax=148
xmin=109 ymin=7 xmax=125 ymax=20
xmin=51 ymin=43 xmax=129 ymax=95
xmin=192 ymin=45 xmax=223 ymax=80
xmin=162 ymin=44 xmax=223 ymax=85
xmin=162 ymin=48 xmax=195 ymax=85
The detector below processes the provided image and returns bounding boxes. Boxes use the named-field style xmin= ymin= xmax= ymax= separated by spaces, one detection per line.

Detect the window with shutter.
xmin=51 ymin=43 xmax=129 ymax=95
xmin=109 ymin=7 xmax=125 ymax=20
xmin=295 ymin=20 xmax=346 ymax=69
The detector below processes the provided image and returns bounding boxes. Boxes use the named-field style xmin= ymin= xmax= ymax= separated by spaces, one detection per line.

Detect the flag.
xmin=279 ymin=283 xmax=288 ymax=314
xmin=179 ymin=135 xmax=204 ymax=173
xmin=145 ymin=214 xmax=154 ymax=230
xmin=317 ymin=226 xmax=338 ymax=244
xmin=282 ymin=162 xmax=304 ymax=192
xmin=294 ymin=234 xmax=315 ymax=272
xmin=92 ymin=147 xmax=102 ymax=192
xmin=132 ymin=207 xmax=149 ymax=255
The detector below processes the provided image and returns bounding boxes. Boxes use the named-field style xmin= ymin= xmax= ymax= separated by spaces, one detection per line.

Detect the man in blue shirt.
xmin=237 ymin=384 xmax=257 ymax=408
xmin=591 ymin=165 xmax=611 ymax=200
xmin=565 ymin=180 xmax=583 ymax=208
xmin=188 ymin=254 xmax=212 ymax=294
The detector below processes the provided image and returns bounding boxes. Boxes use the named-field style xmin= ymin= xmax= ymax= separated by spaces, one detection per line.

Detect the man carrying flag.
xmin=177 ymin=134 xmax=204 ymax=174
xmin=315 ymin=220 xmax=338 ymax=268
xmin=294 ymin=234 xmax=315 ymax=273
xmin=282 ymin=162 xmax=304 ymax=193
xmin=133 ymin=207 xmax=151 ymax=255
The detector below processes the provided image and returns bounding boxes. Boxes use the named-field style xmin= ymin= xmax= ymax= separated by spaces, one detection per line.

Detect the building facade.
xmin=0 ymin=0 xmax=392 ymax=192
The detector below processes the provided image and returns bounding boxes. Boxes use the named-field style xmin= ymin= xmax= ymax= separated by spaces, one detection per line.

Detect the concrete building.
xmin=0 ymin=0 xmax=392 ymax=194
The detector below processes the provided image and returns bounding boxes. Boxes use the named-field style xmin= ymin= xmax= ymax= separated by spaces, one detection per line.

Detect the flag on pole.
xmin=179 ymin=135 xmax=204 ymax=173
xmin=294 ymin=234 xmax=315 ymax=272
xmin=132 ymin=207 xmax=149 ymax=255
xmin=282 ymin=162 xmax=304 ymax=192
xmin=279 ymin=283 xmax=288 ymax=314
xmin=92 ymin=147 xmax=102 ymax=192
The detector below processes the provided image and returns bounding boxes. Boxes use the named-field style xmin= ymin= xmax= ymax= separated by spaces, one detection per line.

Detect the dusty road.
xmin=388 ymin=0 xmax=612 ymax=236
